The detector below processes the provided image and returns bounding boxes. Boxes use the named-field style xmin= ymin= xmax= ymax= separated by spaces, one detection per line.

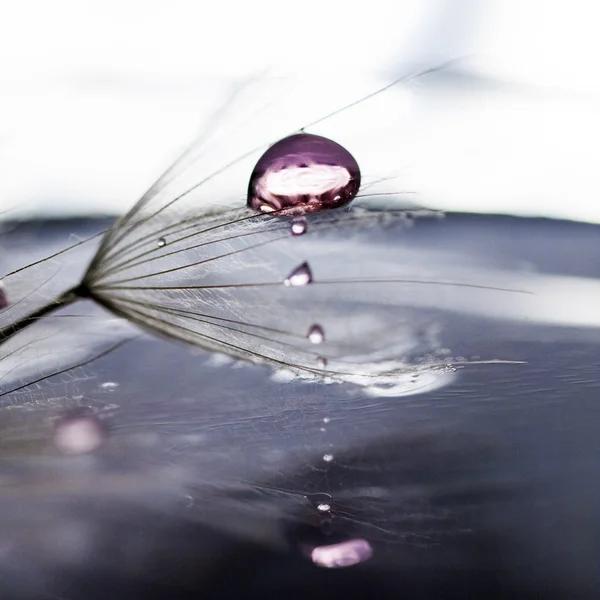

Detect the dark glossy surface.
xmin=0 ymin=214 xmax=599 ymax=599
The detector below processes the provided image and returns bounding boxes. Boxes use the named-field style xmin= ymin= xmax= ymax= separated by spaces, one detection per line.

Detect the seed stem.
xmin=0 ymin=286 xmax=84 ymax=347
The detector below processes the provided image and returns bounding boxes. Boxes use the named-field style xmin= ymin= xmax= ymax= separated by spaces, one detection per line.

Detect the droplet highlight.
xmin=247 ymin=133 xmax=361 ymax=215
xmin=157 ymin=237 xmax=167 ymax=247
xmin=311 ymin=539 xmax=373 ymax=568
xmin=317 ymin=502 xmax=331 ymax=512
xmin=307 ymin=324 xmax=325 ymax=344
xmin=291 ymin=217 xmax=307 ymax=236
xmin=284 ymin=261 xmax=313 ymax=287
xmin=322 ymin=453 xmax=334 ymax=463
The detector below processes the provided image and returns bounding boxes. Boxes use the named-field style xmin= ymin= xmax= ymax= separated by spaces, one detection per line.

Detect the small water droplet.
xmin=323 ymin=453 xmax=334 ymax=463
xmin=291 ymin=217 xmax=307 ymax=236
xmin=317 ymin=357 xmax=328 ymax=368
xmin=157 ymin=237 xmax=167 ymax=247
xmin=284 ymin=261 xmax=313 ymax=286
xmin=307 ymin=324 xmax=325 ymax=344
xmin=311 ymin=539 xmax=373 ymax=568
xmin=306 ymin=492 xmax=332 ymax=510
xmin=247 ymin=133 xmax=361 ymax=216
xmin=323 ymin=417 xmax=331 ymax=424
xmin=317 ymin=503 xmax=331 ymax=512
xmin=53 ymin=409 xmax=106 ymax=456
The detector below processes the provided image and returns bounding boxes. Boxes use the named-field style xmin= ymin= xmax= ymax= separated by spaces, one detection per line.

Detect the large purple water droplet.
xmin=284 ymin=261 xmax=313 ymax=287
xmin=311 ymin=539 xmax=373 ymax=568
xmin=248 ymin=133 xmax=361 ymax=215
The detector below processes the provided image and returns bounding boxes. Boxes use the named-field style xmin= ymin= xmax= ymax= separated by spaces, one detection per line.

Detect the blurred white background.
xmin=0 ymin=0 xmax=599 ymax=223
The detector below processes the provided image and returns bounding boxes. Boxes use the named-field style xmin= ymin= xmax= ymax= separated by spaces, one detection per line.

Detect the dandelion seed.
xmin=0 ymin=63 xmax=526 ymax=394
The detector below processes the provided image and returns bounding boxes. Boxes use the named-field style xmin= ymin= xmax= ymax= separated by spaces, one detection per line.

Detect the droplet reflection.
xmin=311 ymin=539 xmax=373 ymax=568
xmin=247 ymin=133 xmax=361 ymax=215
xmin=284 ymin=261 xmax=313 ymax=287
xmin=53 ymin=410 xmax=106 ymax=456
xmin=157 ymin=237 xmax=167 ymax=247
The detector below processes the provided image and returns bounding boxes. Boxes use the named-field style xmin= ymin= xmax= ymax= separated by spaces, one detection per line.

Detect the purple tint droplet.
xmin=307 ymin=324 xmax=325 ymax=344
xmin=0 ymin=281 xmax=8 ymax=309
xmin=284 ymin=261 xmax=313 ymax=287
xmin=248 ymin=133 xmax=361 ymax=215
xmin=311 ymin=539 xmax=373 ymax=569
xmin=291 ymin=216 xmax=307 ymax=236
xmin=53 ymin=409 xmax=106 ymax=456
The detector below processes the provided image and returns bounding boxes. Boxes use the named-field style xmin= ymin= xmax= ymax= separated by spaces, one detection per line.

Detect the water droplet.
xmin=323 ymin=453 xmax=334 ymax=463
xmin=0 ymin=281 xmax=7 ymax=309
xmin=307 ymin=324 xmax=325 ymax=344
xmin=311 ymin=539 xmax=373 ymax=568
xmin=248 ymin=133 xmax=361 ymax=215
xmin=53 ymin=409 xmax=106 ymax=456
xmin=306 ymin=492 xmax=332 ymax=510
xmin=317 ymin=357 xmax=328 ymax=368
xmin=291 ymin=217 xmax=307 ymax=236
xmin=323 ymin=417 xmax=331 ymax=424
xmin=157 ymin=237 xmax=167 ymax=247
xmin=284 ymin=261 xmax=313 ymax=287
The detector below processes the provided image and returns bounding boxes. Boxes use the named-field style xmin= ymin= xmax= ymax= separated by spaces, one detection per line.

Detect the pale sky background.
xmin=0 ymin=0 xmax=599 ymax=223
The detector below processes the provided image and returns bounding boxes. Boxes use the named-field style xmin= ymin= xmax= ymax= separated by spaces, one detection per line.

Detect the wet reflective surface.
xmin=1 ymin=214 xmax=599 ymax=598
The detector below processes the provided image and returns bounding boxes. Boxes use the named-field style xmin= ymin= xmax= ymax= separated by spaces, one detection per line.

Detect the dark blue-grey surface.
xmin=0 ymin=214 xmax=599 ymax=599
